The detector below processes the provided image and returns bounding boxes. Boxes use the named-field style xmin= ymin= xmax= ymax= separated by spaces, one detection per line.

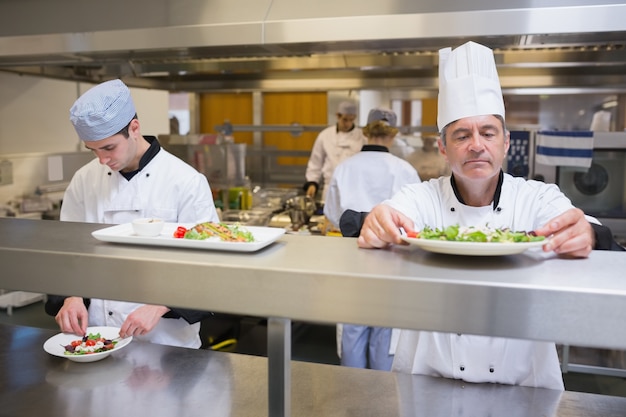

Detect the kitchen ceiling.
xmin=1 ymin=0 xmax=626 ymax=94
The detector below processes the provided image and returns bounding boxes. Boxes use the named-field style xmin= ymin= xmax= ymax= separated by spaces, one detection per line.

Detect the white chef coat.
xmin=325 ymin=145 xmax=420 ymax=369
xmin=386 ymin=173 xmax=572 ymax=390
xmin=305 ymin=125 xmax=367 ymax=201
xmin=324 ymin=146 xmax=420 ymax=228
xmin=60 ymin=143 xmax=219 ymax=348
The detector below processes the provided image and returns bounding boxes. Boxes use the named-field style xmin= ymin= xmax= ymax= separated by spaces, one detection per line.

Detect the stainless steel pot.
xmin=285 ymin=196 xmax=316 ymax=230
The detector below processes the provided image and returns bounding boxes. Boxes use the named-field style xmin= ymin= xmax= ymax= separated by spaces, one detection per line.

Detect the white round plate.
xmin=401 ymin=236 xmax=547 ymax=256
xmin=43 ymin=326 xmax=132 ymax=363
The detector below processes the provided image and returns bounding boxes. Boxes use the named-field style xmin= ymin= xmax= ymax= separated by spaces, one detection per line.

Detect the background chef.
xmin=303 ymin=100 xmax=367 ymax=202
xmin=324 ymin=107 xmax=420 ymax=371
xmin=45 ymin=79 xmax=219 ymax=349
xmin=357 ymin=41 xmax=596 ymax=390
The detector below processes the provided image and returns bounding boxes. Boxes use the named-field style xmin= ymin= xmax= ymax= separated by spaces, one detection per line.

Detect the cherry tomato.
xmin=173 ymin=226 xmax=187 ymax=238
xmin=405 ymin=231 xmax=419 ymax=238
xmin=85 ymin=339 xmax=96 ymax=346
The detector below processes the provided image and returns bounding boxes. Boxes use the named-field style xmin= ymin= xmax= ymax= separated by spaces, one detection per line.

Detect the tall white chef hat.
xmin=70 ymin=79 xmax=137 ymax=141
xmin=437 ymin=41 xmax=505 ymax=131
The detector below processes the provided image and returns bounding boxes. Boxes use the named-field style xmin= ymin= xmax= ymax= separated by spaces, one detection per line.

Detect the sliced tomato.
xmin=405 ymin=231 xmax=419 ymax=238
xmin=173 ymin=226 xmax=187 ymax=238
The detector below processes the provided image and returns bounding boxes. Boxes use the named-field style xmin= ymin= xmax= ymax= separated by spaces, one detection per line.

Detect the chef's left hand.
xmin=533 ymin=208 xmax=594 ymax=258
xmin=119 ymin=305 xmax=171 ymax=338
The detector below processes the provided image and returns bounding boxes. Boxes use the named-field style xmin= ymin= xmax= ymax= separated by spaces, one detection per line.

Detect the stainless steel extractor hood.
xmin=1 ymin=0 xmax=626 ymax=93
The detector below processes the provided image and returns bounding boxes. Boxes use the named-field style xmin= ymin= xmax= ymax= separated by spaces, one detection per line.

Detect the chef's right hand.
xmin=357 ymin=204 xmax=415 ymax=249
xmin=55 ymin=296 xmax=88 ymax=336
xmin=306 ymin=184 xmax=317 ymax=198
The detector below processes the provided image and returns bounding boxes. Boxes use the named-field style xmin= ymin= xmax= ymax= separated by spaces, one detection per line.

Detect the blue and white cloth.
xmin=535 ymin=131 xmax=594 ymax=168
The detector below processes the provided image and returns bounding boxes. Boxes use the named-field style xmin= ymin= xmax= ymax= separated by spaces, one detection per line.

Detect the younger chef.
xmin=357 ymin=41 xmax=596 ymax=390
xmin=45 ymin=79 xmax=219 ymax=349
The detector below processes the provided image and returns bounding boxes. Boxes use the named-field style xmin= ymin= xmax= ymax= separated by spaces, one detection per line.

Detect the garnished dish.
xmin=43 ymin=326 xmax=133 ymax=363
xmin=406 ymin=224 xmax=545 ymax=243
xmin=92 ymin=223 xmax=284 ymax=252
xmin=63 ymin=332 xmax=118 ymax=355
xmin=401 ymin=224 xmax=547 ymax=256
xmin=173 ymin=222 xmax=255 ymax=242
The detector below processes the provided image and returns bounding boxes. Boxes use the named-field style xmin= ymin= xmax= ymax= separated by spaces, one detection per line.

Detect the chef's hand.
xmin=533 ymin=208 xmax=594 ymax=258
xmin=306 ymin=184 xmax=317 ymax=198
xmin=357 ymin=204 xmax=415 ymax=248
xmin=55 ymin=296 xmax=89 ymax=336
xmin=119 ymin=305 xmax=171 ymax=338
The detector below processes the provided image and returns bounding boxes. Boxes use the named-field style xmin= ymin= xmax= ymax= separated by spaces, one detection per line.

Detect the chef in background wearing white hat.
xmin=357 ymin=42 xmax=596 ymax=390
xmin=303 ymin=100 xmax=367 ymax=202
xmin=45 ymin=79 xmax=219 ymax=349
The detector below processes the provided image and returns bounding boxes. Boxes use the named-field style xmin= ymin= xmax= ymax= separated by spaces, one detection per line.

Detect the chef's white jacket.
xmin=325 ymin=146 xmax=420 ymax=366
xmin=324 ymin=147 xmax=420 ymax=228
xmin=305 ymin=125 xmax=367 ymax=201
xmin=60 ymin=146 xmax=218 ymax=348
xmin=386 ymin=174 xmax=572 ymax=390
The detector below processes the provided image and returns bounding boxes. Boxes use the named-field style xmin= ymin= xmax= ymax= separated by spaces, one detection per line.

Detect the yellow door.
xmin=262 ymin=92 xmax=327 ymax=166
xmin=199 ymin=93 xmax=254 ymax=145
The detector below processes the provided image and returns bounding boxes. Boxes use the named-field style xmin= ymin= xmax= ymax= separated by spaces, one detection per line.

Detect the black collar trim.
xmin=120 ymin=136 xmax=161 ymax=181
xmin=361 ymin=144 xmax=389 ymax=152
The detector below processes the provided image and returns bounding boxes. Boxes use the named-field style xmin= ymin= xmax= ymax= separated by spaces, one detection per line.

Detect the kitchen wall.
xmin=0 ymin=72 xmax=170 ymax=206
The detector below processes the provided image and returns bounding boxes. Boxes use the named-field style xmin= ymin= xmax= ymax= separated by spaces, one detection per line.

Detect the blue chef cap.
xmin=69 ymin=79 xmax=137 ymax=141
xmin=366 ymin=107 xmax=397 ymax=127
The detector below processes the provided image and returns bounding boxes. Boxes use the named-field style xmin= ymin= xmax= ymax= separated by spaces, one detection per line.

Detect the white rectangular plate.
xmin=400 ymin=236 xmax=547 ymax=256
xmin=92 ymin=223 xmax=286 ymax=253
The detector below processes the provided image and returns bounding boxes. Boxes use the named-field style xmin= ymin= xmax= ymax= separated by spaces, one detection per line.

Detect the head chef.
xmin=436 ymin=41 xmax=511 ymax=199
xmin=358 ymin=41 xmax=595 ymax=391
xmin=70 ymin=79 xmax=150 ymax=174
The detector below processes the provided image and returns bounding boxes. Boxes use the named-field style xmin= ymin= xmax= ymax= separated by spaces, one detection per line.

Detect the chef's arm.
xmin=45 ymin=295 xmax=212 ymax=324
xmin=303 ymin=181 xmax=318 ymax=198
xmin=163 ymin=308 xmax=214 ymax=324
xmin=44 ymin=295 xmax=90 ymax=316
xmin=590 ymin=222 xmax=625 ymax=251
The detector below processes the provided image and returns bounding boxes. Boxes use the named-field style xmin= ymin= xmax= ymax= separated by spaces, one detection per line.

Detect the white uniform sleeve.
xmin=59 ymin=175 xmax=87 ymax=222
xmin=305 ymin=132 xmax=327 ymax=183
xmin=323 ymin=172 xmax=342 ymax=229
xmin=177 ymin=173 xmax=219 ymax=223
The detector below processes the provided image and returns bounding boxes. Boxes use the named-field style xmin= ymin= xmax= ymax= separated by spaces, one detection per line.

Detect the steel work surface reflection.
xmin=0 ymin=325 xmax=626 ymax=416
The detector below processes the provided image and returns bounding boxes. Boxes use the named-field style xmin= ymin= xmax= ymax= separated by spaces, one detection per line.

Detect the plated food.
xmin=92 ymin=223 xmax=285 ymax=252
xmin=43 ymin=326 xmax=133 ymax=363
xmin=63 ymin=332 xmax=118 ymax=355
xmin=406 ymin=224 xmax=545 ymax=243
xmin=401 ymin=224 xmax=547 ymax=256
xmin=173 ymin=222 xmax=255 ymax=242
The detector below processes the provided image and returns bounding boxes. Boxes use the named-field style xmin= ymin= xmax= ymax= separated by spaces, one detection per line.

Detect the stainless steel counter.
xmin=2 ymin=218 xmax=626 ymax=348
xmin=2 ymin=324 xmax=626 ymax=417
xmin=2 ymin=218 xmax=626 ymax=416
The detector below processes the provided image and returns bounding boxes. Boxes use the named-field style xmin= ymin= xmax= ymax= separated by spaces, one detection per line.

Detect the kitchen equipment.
xmin=285 ymin=196 xmax=316 ymax=230
xmin=221 ymin=209 xmax=275 ymax=226
xmin=252 ymin=187 xmax=298 ymax=211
